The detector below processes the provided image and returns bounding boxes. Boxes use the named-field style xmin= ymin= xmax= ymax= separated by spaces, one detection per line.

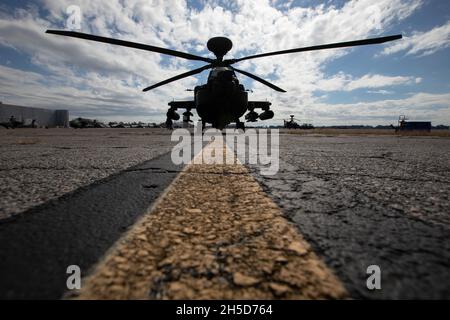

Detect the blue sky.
xmin=0 ymin=0 xmax=449 ymax=125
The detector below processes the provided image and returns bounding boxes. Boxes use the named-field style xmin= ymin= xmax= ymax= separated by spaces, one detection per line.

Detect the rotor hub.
xmin=207 ymin=37 xmax=233 ymax=60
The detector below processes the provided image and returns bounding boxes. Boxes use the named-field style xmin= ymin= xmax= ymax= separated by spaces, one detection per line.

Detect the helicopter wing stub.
xmin=143 ymin=64 xmax=213 ymax=92
xmin=232 ymin=67 xmax=286 ymax=92
xmin=247 ymin=101 xmax=272 ymax=110
xmin=45 ymin=30 xmax=213 ymax=63
xmin=168 ymin=101 xmax=196 ymax=109
xmin=232 ymin=34 xmax=402 ymax=63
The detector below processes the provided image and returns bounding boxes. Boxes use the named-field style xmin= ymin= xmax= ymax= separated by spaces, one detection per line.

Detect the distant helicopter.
xmin=46 ymin=30 xmax=402 ymax=130
xmin=284 ymin=115 xmax=300 ymax=129
xmin=283 ymin=115 xmax=314 ymax=129
xmin=69 ymin=117 xmax=107 ymax=128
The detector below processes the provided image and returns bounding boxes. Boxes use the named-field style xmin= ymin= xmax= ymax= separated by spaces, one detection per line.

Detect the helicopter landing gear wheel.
xmin=236 ymin=120 xmax=245 ymax=131
xmin=165 ymin=117 xmax=173 ymax=130
xmin=197 ymin=119 xmax=206 ymax=135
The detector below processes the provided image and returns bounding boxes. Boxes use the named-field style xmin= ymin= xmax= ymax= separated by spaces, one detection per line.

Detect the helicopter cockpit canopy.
xmin=208 ymin=66 xmax=237 ymax=82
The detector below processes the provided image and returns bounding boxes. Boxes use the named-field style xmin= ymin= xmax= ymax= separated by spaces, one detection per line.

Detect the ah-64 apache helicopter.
xmin=46 ymin=30 xmax=402 ymax=130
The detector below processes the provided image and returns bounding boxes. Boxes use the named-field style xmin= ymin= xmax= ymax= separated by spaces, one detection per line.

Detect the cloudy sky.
xmin=0 ymin=0 xmax=449 ymax=125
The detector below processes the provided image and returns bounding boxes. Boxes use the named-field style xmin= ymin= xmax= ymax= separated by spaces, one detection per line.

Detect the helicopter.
xmin=46 ymin=30 xmax=402 ymax=130
xmin=69 ymin=117 xmax=108 ymax=128
xmin=283 ymin=115 xmax=313 ymax=129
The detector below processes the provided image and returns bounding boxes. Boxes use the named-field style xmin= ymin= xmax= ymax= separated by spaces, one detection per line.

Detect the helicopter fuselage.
xmin=195 ymin=67 xmax=248 ymax=129
xmin=168 ymin=65 xmax=273 ymax=129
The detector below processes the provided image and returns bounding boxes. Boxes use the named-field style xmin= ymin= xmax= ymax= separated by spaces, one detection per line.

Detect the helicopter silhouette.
xmin=46 ymin=30 xmax=402 ymax=130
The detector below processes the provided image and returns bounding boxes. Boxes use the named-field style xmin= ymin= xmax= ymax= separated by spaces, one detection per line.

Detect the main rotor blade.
xmin=143 ymin=64 xmax=213 ymax=92
xmin=46 ymin=30 xmax=213 ymax=63
xmin=232 ymin=67 xmax=286 ymax=92
xmin=233 ymin=34 xmax=402 ymax=63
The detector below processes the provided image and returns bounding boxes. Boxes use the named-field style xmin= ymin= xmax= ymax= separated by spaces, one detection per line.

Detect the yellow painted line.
xmin=73 ymin=140 xmax=349 ymax=299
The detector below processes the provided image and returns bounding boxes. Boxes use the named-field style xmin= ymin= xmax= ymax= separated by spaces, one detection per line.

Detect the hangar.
xmin=0 ymin=102 xmax=69 ymax=128
xmin=397 ymin=115 xmax=431 ymax=132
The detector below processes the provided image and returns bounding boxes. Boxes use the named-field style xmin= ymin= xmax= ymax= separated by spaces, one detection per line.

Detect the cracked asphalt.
xmin=0 ymin=128 xmax=174 ymax=220
xmin=248 ymin=133 xmax=450 ymax=299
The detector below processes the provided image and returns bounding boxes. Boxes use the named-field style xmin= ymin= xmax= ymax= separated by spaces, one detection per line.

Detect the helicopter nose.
xmin=212 ymin=78 xmax=235 ymax=95
xmin=221 ymin=70 xmax=234 ymax=81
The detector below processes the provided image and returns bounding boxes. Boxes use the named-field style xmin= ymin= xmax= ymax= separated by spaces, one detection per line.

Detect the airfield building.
xmin=397 ymin=115 xmax=431 ymax=132
xmin=0 ymin=102 xmax=69 ymax=128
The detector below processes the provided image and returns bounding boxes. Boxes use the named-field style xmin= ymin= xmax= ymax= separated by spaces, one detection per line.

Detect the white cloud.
xmin=315 ymin=73 xmax=419 ymax=92
xmin=367 ymin=90 xmax=394 ymax=95
xmin=381 ymin=20 xmax=450 ymax=57
xmin=344 ymin=74 xmax=419 ymax=91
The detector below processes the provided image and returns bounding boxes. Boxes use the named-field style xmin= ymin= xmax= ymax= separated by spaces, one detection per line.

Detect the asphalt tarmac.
xmin=0 ymin=129 xmax=449 ymax=299
xmin=0 ymin=129 xmax=174 ymax=219
xmin=249 ymin=134 xmax=450 ymax=299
